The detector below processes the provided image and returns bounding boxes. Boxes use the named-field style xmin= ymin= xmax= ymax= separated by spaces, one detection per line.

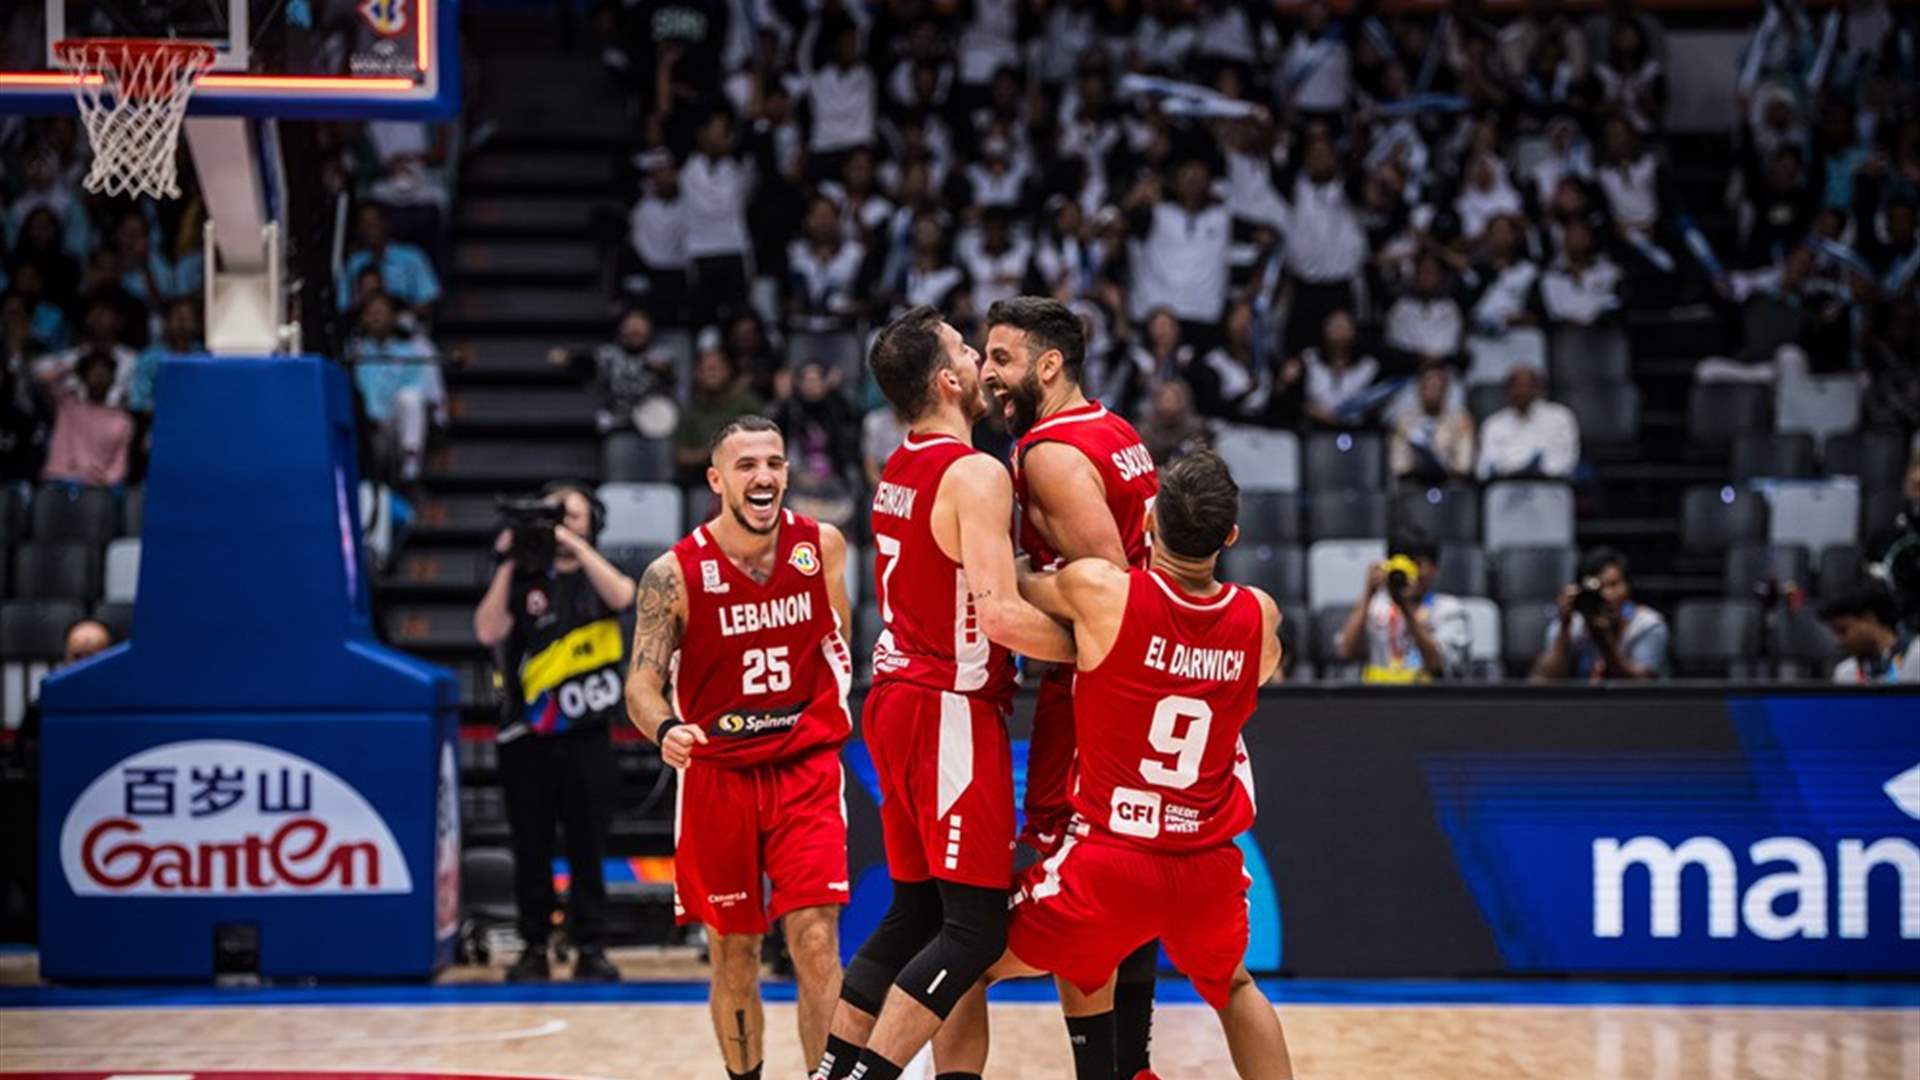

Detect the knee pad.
xmin=842 ymin=879 xmax=942 ymax=1014
xmin=895 ymin=882 xmax=1008 ymax=1020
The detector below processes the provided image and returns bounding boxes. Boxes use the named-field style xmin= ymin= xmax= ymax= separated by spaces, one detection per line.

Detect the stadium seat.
xmin=1238 ymin=491 xmax=1302 ymax=543
xmin=1304 ymin=431 xmax=1385 ymax=491
xmin=1457 ymin=596 xmax=1503 ymax=680
xmin=1434 ymin=544 xmax=1488 ymax=597
xmin=0 ymin=555 xmax=10 ymax=597
xmin=103 ymin=538 xmax=141 ymax=603
xmin=1863 ymin=487 xmax=1908 ymax=540
xmin=1307 ymin=539 xmax=1386 ymax=611
xmin=1767 ymin=481 xmax=1860 ymax=553
xmin=597 ymin=482 xmax=682 ymax=546
xmin=1548 ymin=325 xmax=1631 ymax=387
xmin=1501 ymin=601 xmax=1557 ymax=675
xmin=1673 ymin=598 xmax=1763 ymax=677
xmin=0 ymin=487 xmax=24 ymax=547
xmin=602 ymin=543 xmax=668 ymax=578
xmin=92 ymin=601 xmax=135 ymax=643
xmin=13 ymin=543 xmax=99 ymax=600
xmin=842 ymin=544 xmax=861 ymax=608
xmin=1771 ymin=605 xmax=1839 ymax=674
xmin=1564 ymin=382 xmax=1640 ymax=454
xmin=1730 ymin=433 xmax=1815 ymax=482
xmin=1308 ymin=490 xmax=1390 ymax=540
xmin=1482 ymin=481 xmax=1574 ymax=552
xmin=1775 ymin=375 xmax=1861 ymax=446
xmin=1722 ymin=544 xmax=1811 ymax=599
xmin=684 ymin=488 xmax=718 ymax=532
xmin=0 ymin=598 xmax=85 ymax=729
xmin=31 ymin=485 xmax=117 ymax=544
xmin=1824 ymin=431 xmax=1909 ymax=491
xmin=1493 ymin=546 xmax=1576 ymax=604
xmin=1214 ymin=426 xmax=1300 ymax=493
xmin=1465 ymin=328 xmax=1546 ymax=387
xmin=123 ymin=485 xmax=143 ymax=537
xmin=602 ymin=432 xmax=674 ymax=484
xmin=1467 ymin=384 xmax=1507 ymax=423
xmin=1687 ymin=383 xmax=1770 ymax=451
xmin=1219 ymin=543 xmax=1306 ymax=605
xmin=1392 ymin=485 xmax=1479 ymax=544
xmin=857 ymin=545 xmax=880 ymax=603
xmin=1680 ymin=485 xmax=1768 ymax=553
xmin=1311 ymin=606 xmax=1358 ymax=678
xmin=1817 ymin=544 xmax=1864 ymax=594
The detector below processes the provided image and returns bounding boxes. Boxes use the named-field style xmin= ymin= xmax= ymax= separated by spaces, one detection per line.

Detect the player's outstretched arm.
xmin=946 ymin=455 xmax=1076 ymax=663
xmin=624 ymin=554 xmax=706 ymax=767
xmin=818 ymin=521 xmax=855 ymax=640
xmin=1019 ymin=557 xmax=1129 ymax=670
xmin=1021 ymin=440 xmax=1128 ymax=568
xmin=1251 ymin=587 xmax=1286 ymax=685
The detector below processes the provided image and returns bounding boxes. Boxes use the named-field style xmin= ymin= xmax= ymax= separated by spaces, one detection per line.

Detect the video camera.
xmin=497 ymin=496 xmax=566 ymax=569
xmin=1883 ymin=502 xmax=1920 ymax=629
xmin=1573 ymin=576 xmax=1606 ymax=620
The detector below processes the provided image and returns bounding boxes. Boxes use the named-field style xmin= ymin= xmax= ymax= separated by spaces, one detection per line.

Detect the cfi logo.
xmin=359 ymin=0 xmax=409 ymax=36
xmin=789 ymin=542 xmax=821 ymax=577
xmin=717 ymin=713 xmax=746 ymax=734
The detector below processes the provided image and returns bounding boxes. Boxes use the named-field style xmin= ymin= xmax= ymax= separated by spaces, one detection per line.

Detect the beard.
xmin=729 ymin=492 xmax=782 ymax=535
xmin=999 ymin=372 xmax=1044 ymax=437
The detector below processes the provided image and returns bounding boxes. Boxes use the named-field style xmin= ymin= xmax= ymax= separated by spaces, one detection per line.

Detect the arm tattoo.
xmin=629 ymin=559 xmax=683 ymax=681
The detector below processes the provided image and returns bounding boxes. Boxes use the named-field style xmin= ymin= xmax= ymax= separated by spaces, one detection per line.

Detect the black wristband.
xmin=654 ymin=717 xmax=684 ymax=743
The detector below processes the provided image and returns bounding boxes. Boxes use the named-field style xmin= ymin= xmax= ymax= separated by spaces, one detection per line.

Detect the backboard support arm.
xmin=185 ymin=115 xmax=293 ymax=355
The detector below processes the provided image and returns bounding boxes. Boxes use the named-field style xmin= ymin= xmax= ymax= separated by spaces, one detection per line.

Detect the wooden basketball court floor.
xmin=3 ymin=951 xmax=1917 ymax=1080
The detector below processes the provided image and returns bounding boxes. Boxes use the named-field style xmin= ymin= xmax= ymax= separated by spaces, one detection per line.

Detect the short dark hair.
xmin=986 ymin=296 xmax=1085 ymax=383
xmin=1820 ymin=581 xmax=1899 ymax=627
xmin=1579 ymin=546 xmax=1629 ymax=581
xmin=709 ymin=413 xmax=783 ymax=457
xmin=1391 ymin=525 xmax=1439 ymax=565
xmin=869 ymin=305 xmax=948 ymax=421
xmin=1155 ymin=450 xmax=1239 ymax=559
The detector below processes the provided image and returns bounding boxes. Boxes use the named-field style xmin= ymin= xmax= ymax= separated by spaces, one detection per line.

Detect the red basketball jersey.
xmin=669 ymin=510 xmax=853 ymax=768
xmin=1011 ymin=402 xmax=1158 ymax=571
xmin=868 ymin=431 xmax=1016 ymax=708
xmin=1070 ymin=568 xmax=1265 ymax=852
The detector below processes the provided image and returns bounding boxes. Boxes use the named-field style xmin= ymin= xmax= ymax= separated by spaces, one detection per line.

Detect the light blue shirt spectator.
xmin=338 ymin=243 xmax=442 ymax=312
xmin=350 ymin=332 xmax=441 ymax=422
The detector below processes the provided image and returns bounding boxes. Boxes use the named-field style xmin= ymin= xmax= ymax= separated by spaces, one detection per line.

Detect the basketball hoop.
xmin=52 ymin=39 xmax=217 ymax=200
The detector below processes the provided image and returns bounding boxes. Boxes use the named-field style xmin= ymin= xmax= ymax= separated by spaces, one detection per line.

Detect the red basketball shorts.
xmin=673 ymin=747 xmax=849 ymax=935
xmin=1009 ymin=830 xmax=1250 ymax=1009
xmin=1019 ymin=669 xmax=1076 ymax=857
xmin=863 ymin=680 xmax=1015 ymax=889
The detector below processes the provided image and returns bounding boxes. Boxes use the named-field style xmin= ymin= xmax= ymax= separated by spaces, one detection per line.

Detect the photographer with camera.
xmin=1821 ymin=582 xmax=1920 ymax=684
xmin=1335 ymin=529 xmax=1471 ymax=683
xmin=1531 ymin=547 xmax=1669 ymax=682
xmin=473 ymin=483 xmax=637 ymax=983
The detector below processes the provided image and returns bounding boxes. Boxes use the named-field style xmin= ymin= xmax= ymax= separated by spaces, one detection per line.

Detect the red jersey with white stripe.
xmin=1070 ymin=568 xmax=1265 ymax=852
xmin=1011 ymin=401 xmax=1158 ymax=571
xmin=669 ymin=510 xmax=853 ymax=768
xmin=868 ymin=431 xmax=1016 ymax=708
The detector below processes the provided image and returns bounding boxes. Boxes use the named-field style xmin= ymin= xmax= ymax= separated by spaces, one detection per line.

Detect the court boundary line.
xmin=0 ymin=1018 xmax=568 ymax=1055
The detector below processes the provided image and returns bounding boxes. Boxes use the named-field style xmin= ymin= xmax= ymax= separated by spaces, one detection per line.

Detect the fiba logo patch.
xmin=717 ymin=713 xmax=746 ymax=734
xmin=701 ymin=560 xmax=729 ymax=594
xmin=789 ymin=542 xmax=821 ymax=577
xmin=359 ymin=0 xmax=410 ymax=35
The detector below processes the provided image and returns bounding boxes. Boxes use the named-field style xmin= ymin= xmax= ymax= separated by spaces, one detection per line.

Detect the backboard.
xmin=0 ymin=0 xmax=457 ymax=119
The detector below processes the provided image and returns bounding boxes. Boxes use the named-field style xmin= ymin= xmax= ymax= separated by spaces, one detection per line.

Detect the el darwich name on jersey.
xmin=1143 ymin=634 xmax=1246 ymax=683
xmin=718 ymin=592 xmax=815 ymax=637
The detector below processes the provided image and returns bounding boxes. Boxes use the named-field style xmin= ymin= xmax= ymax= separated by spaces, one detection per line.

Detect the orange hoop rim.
xmin=51 ymin=38 xmax=218 ymax=97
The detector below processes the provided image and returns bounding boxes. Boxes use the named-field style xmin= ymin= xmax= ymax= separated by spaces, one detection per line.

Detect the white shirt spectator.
xmin=959 ymin=0 xmax=1021 ymax=83
xmin=803 ymin=66 xmax=876 ymax=155
xmin=1455 ymin=168 xmax=1524 ymax=243
xmin=1132 ymin=14 xmax=1197 ymax=70
xmin=786 ymin=239 xmax=866 ymax=332
xmin=365 ymin=122 xmax=447 ymax=208
xmin=1132 ymin=201 xmax=1233 ymax=324
xmin=957 ymin=232 xmax=1032 ymax=315
xmin=1033 ymin=5 xmax=1095 ymax=84
xmin=1303 ymin=349 xmax=1380 ymax=418
xmin=1832 ymin=639 xmax=1920 ymax=684
xmin=1285 ymin=176 xmax=1367 ymax=282
xmin=964 ymin=160 xmax=1031 ymax=209
xmin=903 ymin=263 xmax=968 ymax=311
xmin=862 ymin=404 xmax=905 ymax=482
xmin=1385 ymin=296 xmax=1464 ymax=359
xmin=1197 ymin=3 xmax=1258 ymax=63
xmin=1281 ymin=31 xmax=1352 ymax=114
xmin=681 ymin=153 xmax=753 ymax=258
xmin=1470 ymin=260 xmax=1540 ymax=330
xmin=1597 ymin=154 xmax=1660 ymax=233
xmin=818 ymin=181 xmax=895 ymax=241
xmin=629 ymin=189 xmax=689 ymax=270
xmin=1539 ymin=255 xmax=1624 ymax=325
xmin=34 ymin=344 xmax=137 ymax=406
xmin=1225 ymin=150 xmax=1288 ymax=231
xmin=1476 ymin=399 xmax=1581 ymax=479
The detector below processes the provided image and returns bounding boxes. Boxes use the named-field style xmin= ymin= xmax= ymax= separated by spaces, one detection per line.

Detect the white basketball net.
xmin=54 ymin=40 xmax=217 ymax=200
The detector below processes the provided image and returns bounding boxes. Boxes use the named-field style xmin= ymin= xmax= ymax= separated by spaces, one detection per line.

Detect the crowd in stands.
xmin=583 ymin=0 xmax=1918 ymax=682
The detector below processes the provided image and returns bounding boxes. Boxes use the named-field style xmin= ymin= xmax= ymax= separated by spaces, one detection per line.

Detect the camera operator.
xmin=1822 ymin=582 xmax=1920 ymax=684
xmin=473 ymin=483 xmax=637 ymax=983
xmin=1335 ymin=529 xmax=1470 ymax=683
xmin=1532 ymin=547 xmax=1669 ymax=682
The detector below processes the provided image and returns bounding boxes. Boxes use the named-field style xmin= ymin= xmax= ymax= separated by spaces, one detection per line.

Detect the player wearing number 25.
xmin=991 ymin=449 xmax=1296 ymax=1080
xmin=625 ymin=414 xmax=858 ymax=1080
